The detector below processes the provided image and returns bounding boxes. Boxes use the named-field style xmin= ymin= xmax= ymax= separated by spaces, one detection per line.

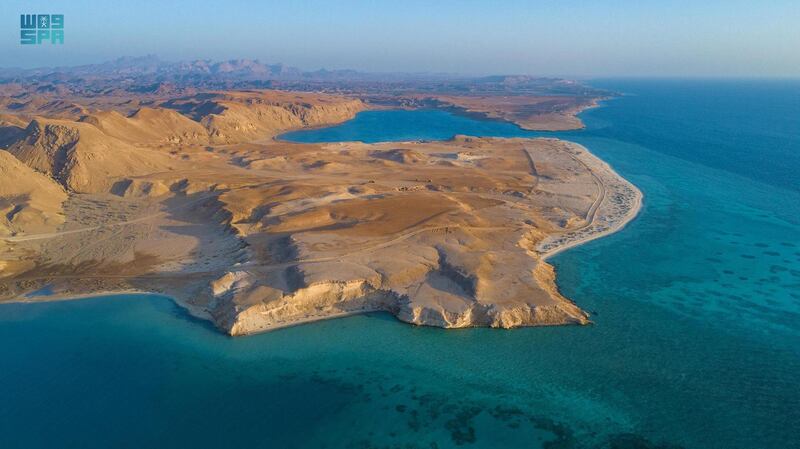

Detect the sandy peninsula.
xmin=417 ymin=94 xmax=602 ymax=131
xmin=0 ymin=89 xmax=640 ymax=335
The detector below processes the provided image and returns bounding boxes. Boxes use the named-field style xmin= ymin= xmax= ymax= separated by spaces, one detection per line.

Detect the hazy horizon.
xmin=1 ymin=0 xmax=799 ymax=78
xmin=4 ymin=54 xmax=800 ymax=81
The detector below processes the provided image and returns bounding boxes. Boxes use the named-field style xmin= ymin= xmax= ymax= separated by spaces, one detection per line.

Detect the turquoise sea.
xmin=2 ymin=80 xmax=799 ymax=449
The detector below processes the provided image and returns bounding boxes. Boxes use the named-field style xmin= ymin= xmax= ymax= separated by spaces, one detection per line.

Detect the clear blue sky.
xmin=2 ymin=0 xmax=798 ymax=77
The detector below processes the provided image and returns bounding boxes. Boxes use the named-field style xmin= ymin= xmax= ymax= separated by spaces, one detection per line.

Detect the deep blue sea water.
xmin=2 ymin=80 xmax=800 ymax=449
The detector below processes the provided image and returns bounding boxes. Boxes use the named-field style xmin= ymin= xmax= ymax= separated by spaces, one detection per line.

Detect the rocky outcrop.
xmin=201 ymin=98 xmax=365 ymax=143
xmin=110 ymin=179 xmax=171 ymax=198
xmin=160 ymin=91 xmax=366 ymax=144
xmin=207 ymin=249 xmax=590 ymax=336
xmin=396 ymin=300 xmax=581 ymax=329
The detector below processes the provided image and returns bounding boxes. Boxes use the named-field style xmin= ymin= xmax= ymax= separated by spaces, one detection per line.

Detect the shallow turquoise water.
xmin=2 ymin=80 xmax=800 ymax=448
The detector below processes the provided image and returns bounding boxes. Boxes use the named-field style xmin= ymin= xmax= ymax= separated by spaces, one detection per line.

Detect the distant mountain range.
xmin=2 ymin=55 xmax=320 ymax=80
xmin=0 ymin=55 xmax=463 ymax=84
xmin=0 ymin=55 xmax=606 ymax=98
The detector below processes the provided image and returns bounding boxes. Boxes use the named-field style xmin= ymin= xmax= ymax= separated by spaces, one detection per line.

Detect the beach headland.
xmin=537 ymin=141 xmax=643 ymax=260
xmin=0 ymin=87 xmax=640 ymax=336
xmin=420 ymin=95 xmax=604 ymax=131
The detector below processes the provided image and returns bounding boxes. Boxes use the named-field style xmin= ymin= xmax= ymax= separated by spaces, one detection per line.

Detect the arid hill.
xmin=80 ymin=108 xmax=209 ymax=145
xmin=162 ymin=91 xmax=365 ymax=143
xmin=0 ymin=151 xmax=66 ymax=236
xmin=7 ymin=118 xmax=175 ymax=193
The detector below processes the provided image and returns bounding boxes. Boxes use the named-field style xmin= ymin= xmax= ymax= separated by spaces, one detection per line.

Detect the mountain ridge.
xmin=0 ymin=55 xmax=606 ymax=98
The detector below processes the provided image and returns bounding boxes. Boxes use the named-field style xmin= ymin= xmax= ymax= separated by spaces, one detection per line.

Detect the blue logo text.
xmin=20 ymin=14 xmax=64 ymax=45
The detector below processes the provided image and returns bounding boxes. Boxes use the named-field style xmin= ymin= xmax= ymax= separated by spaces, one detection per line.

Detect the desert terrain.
xmin=420 ymin=94 xmax=600 ymax=130
xmin=0 ymin=79 xmax=639 ymax=335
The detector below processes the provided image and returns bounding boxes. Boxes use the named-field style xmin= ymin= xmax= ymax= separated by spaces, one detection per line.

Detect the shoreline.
xmin=537 ymin=141 xmax=643 ymax=262
xmin=417 ymin=95 xmax=608 ymax=132
xmin=230 ymin=307 xmax=387 ymax=335
xmin=275 ymin=94 xmax=608 ymax=143
xmin=3 ymin=288 xmax=214 ymax=321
